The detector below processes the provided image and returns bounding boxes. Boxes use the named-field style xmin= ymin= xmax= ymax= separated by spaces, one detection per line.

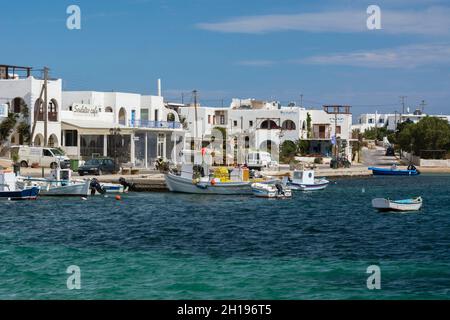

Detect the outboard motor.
xmin=275 ymin=183 xmax=285 ymax=196
xmin=119 ymin=177 xmax=134 ymax=192
xmin=90 ymin=178 xmax=106 ymax=196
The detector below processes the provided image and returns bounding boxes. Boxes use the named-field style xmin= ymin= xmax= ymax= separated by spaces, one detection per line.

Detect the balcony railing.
xmin=128 ymin=120 xmax=182 ymax=129
xmin=312 ymin=133 xmax=331 ymax=139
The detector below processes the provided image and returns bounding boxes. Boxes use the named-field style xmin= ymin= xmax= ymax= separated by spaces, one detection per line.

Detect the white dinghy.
xmin=251 ymin=182 xmax=292 ymax=199
xmin=372 ymin=197 xmax=423 ymax=212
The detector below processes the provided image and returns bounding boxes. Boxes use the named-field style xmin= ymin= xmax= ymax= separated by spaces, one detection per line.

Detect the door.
xmin=42 ymin=149 xmax=54 ymax=167
xmin=131 ymin=110 xmax=136 ymax=127
xmin=157 ymin=134 xmax=165 ymax=159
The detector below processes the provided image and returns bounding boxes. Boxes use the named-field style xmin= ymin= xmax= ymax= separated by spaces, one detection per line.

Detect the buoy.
xmin=211 ymin=179 xmax=216 ymax=186
xmin=115 ymin=195 xmax=121 ymax=201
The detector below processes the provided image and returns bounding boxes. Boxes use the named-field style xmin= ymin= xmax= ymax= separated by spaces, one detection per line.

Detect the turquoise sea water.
xmin=0 ymin=175 xmax=449 ymax=299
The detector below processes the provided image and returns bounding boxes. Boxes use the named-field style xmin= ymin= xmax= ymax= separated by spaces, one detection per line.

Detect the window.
xmin=43 ymin=149 xmax=52 ymax=157
xmin=233 ymin=120 xmax=238 ymax=127
xmin=64 ymin=130 xmax=78 ymax=147
xmin=379 ymin=118 xmax=384 ymax=124
xmin=368 ymin=118 xmax=374 ymax=124
xmin=208 ymin=115 xmax=211 ymax=124
xmin=336 ymin=126 xmax=341 ymax=134
xmin=249 ymin=121 xmax=253 ymax=127
xmin=154 ymin=110 xmax=159 ymax=121
xmin=141 ymin=109 xmax=149 ymax=121
xmin=220 ymin=115 xmax=225 ymax=125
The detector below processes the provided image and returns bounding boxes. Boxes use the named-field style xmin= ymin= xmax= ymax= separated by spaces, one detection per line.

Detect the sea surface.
xmin=0 ymin=174 xmax=449 ymax=300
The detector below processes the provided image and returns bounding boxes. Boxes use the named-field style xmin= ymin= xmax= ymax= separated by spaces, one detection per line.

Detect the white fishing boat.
xmin=372 ymin=197 xmax=423 ymax=212
xmin=165 ymin=164 xmax=252 ymax=195
xmin=283 ymin=170 xmax=329 ymax=191
xmin=251 ymin=182 xmax=292 ymax=199
xmin=18 ymin=168 xmax=91 ymax=197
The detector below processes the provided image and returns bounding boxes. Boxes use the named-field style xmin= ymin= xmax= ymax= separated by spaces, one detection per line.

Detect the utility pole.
xmin=43 ymin=67 xmax=49 ymax=147
xmin=400 ymin=96 xmax=407 ymax=115
xmin=300 ymin=94 xmax=303 ymax=108
xmin=193 ymin=90 xmax=199 ymax=150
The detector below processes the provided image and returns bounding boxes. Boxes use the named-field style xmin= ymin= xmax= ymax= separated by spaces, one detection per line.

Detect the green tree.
xmin=280 ymin=140 xmax=297 ymax=163
xmin=397 ymin=117 xmax=450 ymax=156
xmin=306 ymin=113 xmax=312 ymax=138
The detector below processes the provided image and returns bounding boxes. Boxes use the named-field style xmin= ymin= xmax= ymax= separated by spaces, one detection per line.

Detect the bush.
xmin=314 ymin=157 xmax=323 ymax=164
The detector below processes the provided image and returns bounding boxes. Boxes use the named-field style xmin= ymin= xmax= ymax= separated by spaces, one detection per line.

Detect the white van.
xmin=246 ymin=151 xmax=278 ymax=169
xmin=10 ymin=146 xmax=71 ymax=169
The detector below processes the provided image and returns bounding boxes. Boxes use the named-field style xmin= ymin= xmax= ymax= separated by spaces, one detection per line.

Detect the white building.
xmin=353 ymin=109 xmax=450 ymax=132
xmin=61 ymin=89 xmax=184 ymax=167
xmin=0 ymin=65 xmax=62 ymax=148
xmin=175 ymin=98 xmax=353 ymax=163
xmin=0 ymin=64 xmax=184 ymax=167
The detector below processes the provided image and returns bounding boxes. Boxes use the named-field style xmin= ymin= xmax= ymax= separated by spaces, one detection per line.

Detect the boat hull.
xmin=288 ymin=179 xmax=330 ymax=191
xmin=0 ymin=187 xmax=40 ymax=201
xmin=369 ymin=167 xmax=420 ymax=176
xmin=165 ymin=173 xmax=252 ymax=195
xmin=251 ymin=183 xmax=292 ymax=198
xmin=40 ymin=180 xmax=91 ymax=197
xmin=372 ymin=198 xmax=422 ymax=212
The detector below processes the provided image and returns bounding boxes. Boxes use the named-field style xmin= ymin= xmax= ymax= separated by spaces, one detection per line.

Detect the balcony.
xmin=312 ymin=132 xmax=331 ymax=139
xmin=128 ymin=120 xmax=182 ymax=129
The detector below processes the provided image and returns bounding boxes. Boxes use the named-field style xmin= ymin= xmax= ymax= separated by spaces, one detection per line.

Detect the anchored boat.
xmin=165 ymin=164 xmax=253 ymax=195
xmin=372 ymin=197 xmax=423 ymax=212
xmin=369 ymin=165 xmax=420 ymax=176
xmin=18 ymin=168 xmax=91 ymax=197
xmin=0 ymin=171 xmax=40 ymax=200
xmin=251 ymin=182 xmax=292 ymax=199
xmin=283 ymin=170 xmax=329 ymax=191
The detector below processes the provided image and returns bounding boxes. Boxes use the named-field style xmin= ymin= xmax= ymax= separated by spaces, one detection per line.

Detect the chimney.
xmin=157 ymin=79 xmax=162 ymax=97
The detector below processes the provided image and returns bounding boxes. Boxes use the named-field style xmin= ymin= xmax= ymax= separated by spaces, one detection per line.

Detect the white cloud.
xmin=197 ymin=7 xmax=450 ymax=35
xmin=300 ymin=43 xmax=450 ymax=68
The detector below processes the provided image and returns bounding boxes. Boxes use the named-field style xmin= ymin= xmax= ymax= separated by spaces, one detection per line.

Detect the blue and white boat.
xmin=372 ymin=197 xmax=423 ymax=212
xmin=1 ymin=172 xmax=40 ymax=200
xmin=369 ymin=165 xmax=420 ymax=176
xmin=283 ymin=170 xmax=329 ymax=191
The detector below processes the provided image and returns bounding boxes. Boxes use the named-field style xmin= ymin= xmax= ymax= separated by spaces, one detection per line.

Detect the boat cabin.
xmin=292 ymin=170 xmax=315 ymax=184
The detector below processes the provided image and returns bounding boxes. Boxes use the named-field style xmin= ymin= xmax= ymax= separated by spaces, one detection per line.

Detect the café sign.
xmin=72 ymin=103 xmax=100 ymax=115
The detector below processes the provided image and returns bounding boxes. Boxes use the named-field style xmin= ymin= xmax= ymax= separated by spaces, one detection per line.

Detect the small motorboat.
xmin=372 ymin=197 xmax=423 ymax=212
xmin=251 ymin=182 xmax=292 ymax=199
xmin=369 ymin=165 xmax=420 ymax=176
xmin=1 ymin=171 xmax=40 ymax=200
xmin=283 ymin=170 xmax=329 ymax=191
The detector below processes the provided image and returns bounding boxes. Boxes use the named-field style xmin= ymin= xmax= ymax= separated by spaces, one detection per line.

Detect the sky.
xmin=1 ymin=0 xmax=450 ymax=117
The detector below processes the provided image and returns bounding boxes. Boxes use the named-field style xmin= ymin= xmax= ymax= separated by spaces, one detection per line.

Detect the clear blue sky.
xmin=1 ymin=0 xmax=449 ymax=116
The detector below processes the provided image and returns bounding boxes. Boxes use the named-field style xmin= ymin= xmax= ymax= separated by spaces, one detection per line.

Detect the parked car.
xmin=10 ymin=146 xmax=70 ymax=169
xmin=77 ymin=158 xmax=118 ymax=176
xmin=246 ymin=151 xmax=278 ymax=169
xmin=385 ymin=146 xmax=395 ymax=156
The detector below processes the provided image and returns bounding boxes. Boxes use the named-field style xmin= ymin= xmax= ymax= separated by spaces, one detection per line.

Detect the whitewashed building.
xmin=175 ymin=98 xmax=353 ymax=163
xmin=353 ymin=109 xmax=450 ymax=132
xmin=0 ymin=65 xmax=184 ymax=167
xmin=0 ymin=65 xmax=62 ymax=147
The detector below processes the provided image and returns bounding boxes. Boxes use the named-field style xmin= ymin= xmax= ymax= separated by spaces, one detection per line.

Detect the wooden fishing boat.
xmin=372 ymin=197 xmax=423 ymax=212
xmin=283 ymin=170 xmax=329 ymax=191
xmin=165 ymin=164 xmax=252 ymax=195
